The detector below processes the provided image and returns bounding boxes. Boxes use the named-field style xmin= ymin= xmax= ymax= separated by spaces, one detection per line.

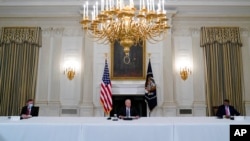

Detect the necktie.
xmin=225 ymin=106 xmax=229 ymax=116
xmin=27 ymin=107 xmax=31 ymax=115
xmin=126 ymin=108 xmax=129 ymax=117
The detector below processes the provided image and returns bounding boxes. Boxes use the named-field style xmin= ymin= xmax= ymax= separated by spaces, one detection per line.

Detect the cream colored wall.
xmin=1 ymin=15 xmax=250 ymax=117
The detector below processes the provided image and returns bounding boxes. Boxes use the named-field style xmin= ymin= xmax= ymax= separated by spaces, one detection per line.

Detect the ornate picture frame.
xmin=111 ymin=40 xmax=146 ymax=80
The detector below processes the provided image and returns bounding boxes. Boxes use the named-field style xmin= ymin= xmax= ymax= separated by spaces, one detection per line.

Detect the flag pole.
xmin=146 ymin=101 xmax=150 ymax=117
xmin=148 ymin=106 xmax=151 ymax=117
xmin=106 ymin=112 xmax=110 ymax=117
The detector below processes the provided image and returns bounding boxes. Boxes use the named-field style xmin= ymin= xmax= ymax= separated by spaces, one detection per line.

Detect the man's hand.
xmin=21 ymin=114 xmax=32 ymax=119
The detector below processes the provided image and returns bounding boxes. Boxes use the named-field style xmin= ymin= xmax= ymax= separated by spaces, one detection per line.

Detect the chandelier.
xmin=81 ymin=0 xmax=170 ymax=56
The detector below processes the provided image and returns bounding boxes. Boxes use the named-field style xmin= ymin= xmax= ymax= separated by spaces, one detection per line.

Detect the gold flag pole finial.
xmin=148 ymin=53 xmax=151 ymax=59
xmin=104 ymin=53 xmax=108 ymax=59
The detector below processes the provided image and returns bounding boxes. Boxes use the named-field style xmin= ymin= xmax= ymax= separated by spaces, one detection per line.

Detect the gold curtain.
xmin=200 ymin=27 xmax=244 ymax=116
xmin=0 ymin=27 xmax=42 ymax=116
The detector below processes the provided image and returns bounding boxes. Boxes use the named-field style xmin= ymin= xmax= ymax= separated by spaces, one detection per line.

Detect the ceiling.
xmin=0 ymin=0 xmax=250 ymax=19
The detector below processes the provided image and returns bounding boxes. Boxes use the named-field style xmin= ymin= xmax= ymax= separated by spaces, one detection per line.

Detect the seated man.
xmin=118 ymin=99 xmax=139 ymax=119
xmin=20 ymin=99 xmax=39 ymax=119
xmin=216 ymin=99 xmax=240 ymax=118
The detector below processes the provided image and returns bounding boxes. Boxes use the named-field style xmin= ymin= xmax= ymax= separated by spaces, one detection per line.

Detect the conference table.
xmin=0 ymin=116 xmax=249 ymax=141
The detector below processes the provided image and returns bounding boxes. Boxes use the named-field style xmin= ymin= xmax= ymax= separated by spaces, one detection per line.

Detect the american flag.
xmin=100 ymin=59 xmax=112 ymax=114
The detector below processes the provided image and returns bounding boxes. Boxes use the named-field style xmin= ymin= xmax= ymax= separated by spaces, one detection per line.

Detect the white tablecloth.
xmin=81 ymin=117 xmax=173 ymax=141
xmin=172 ymin=117 xmax=245 ymax=141
xmin=0 ymin=117 xmax=83 ymax=141
xmin=0 ymin=116 xmax=249 ymax=141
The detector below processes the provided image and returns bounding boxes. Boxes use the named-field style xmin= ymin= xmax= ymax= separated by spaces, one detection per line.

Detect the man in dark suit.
xmin=118 ymin=99 xmax=139 ymax=119
xmin=20 ymin=99 xmax=39 ymax=119
xmin=216 ymin=99 xmax=240 ymax=118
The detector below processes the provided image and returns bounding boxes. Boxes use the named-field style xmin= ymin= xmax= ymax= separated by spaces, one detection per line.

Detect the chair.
xmin=32 ymin=106 xmax=39 ymax=116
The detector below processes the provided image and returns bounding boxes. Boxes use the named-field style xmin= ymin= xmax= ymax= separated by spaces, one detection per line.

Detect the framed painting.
xmin=111 ymin=40 xmax=146 ymax=80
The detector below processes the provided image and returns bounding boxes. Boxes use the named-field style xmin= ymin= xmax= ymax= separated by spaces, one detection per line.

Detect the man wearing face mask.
xmin=20 ymin=99 xmax=39 ymax=119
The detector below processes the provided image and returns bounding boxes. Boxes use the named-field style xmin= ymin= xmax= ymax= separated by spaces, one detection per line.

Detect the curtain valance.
xmin=200 ymin=27 xmax=242 ymax=47
xmin=0 ymin=27 xmax=42 ymax=47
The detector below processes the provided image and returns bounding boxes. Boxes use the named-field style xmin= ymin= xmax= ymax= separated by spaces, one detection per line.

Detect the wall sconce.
xmin=180 ymin=67 xmax=192 ymax=81
xmin=63 ymin=60 xmax=78 ymax=80
xmin=64 ymin=67 xmax=75 ymax=80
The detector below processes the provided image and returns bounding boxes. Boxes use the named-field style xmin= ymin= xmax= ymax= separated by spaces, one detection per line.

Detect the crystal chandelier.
xmin=81 ymin=0 xmax=170 ymax=56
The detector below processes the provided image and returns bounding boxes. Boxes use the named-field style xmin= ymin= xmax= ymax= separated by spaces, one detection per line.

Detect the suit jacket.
xmin=216 ymin=105 xmax=240 ymax=118
xmin=20 ymin=106 xmax=39 ymax=119
xmin=118 ymin=106 xmax=139 ymax=117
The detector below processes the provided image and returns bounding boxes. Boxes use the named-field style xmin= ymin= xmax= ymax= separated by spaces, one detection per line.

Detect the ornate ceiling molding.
xmin=0 ymin=0 xmax=250 ymax=18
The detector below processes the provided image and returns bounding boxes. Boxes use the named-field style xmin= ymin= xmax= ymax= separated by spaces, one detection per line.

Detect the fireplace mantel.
xmin=112 ymin=81 xmax=145 ymax=95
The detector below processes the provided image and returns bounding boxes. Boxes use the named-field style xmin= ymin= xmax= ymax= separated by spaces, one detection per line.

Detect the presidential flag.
xmin=145 ymin=59 xmax=157 ymax=111
xmin=100 ymin=59 xmax=112 ymax=114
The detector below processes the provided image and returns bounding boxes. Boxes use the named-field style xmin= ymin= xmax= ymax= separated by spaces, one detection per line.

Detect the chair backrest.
xmin=32 ymin=106 xmax=39 ymax=116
